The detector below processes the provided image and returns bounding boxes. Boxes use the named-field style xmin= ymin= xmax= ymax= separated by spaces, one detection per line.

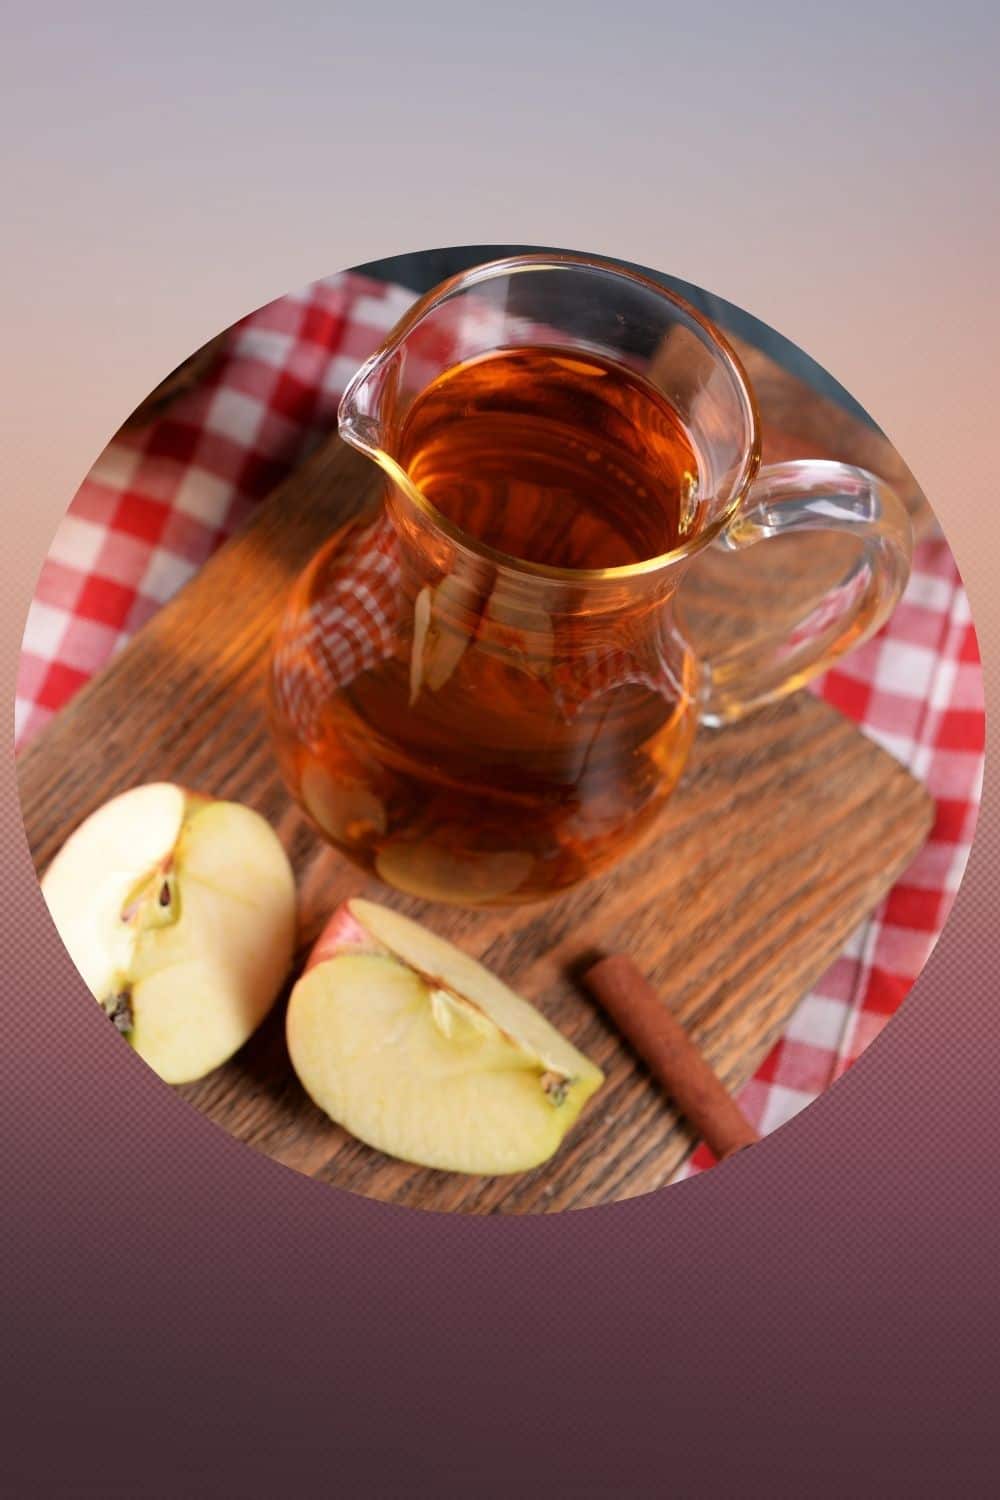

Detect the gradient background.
xmin=2 ymin=3 xmax=998 ymax=1495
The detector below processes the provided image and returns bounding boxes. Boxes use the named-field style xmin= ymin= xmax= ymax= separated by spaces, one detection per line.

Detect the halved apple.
xmin=41 ymin=782 xmax=296 ymax=1084
xmin=286 ymin=898 xmax=604 ymax=1174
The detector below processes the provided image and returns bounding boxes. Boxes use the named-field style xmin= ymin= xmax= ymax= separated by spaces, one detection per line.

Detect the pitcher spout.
xmin=338 ymin=348 xmax=397 ymax=459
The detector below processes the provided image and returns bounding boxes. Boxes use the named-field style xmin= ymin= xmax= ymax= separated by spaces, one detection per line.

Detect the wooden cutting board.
xmin=17 ymin=350 xmax=934 ymax=1214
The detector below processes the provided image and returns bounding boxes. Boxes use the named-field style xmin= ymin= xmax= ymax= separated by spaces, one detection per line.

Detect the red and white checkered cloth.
xmin=16 ymin=271 xmax=984 ymax=1178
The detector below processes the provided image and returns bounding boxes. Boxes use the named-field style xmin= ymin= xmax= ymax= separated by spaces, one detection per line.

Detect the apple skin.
xmin=303 ymin=903 xmax=382 ymax=973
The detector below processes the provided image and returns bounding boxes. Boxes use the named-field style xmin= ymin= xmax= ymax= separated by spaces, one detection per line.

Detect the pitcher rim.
xmin=339 ymin=250 xmax=763 ymax=583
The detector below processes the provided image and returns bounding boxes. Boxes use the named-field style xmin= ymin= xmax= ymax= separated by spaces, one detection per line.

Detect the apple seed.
xmin=105 ymin=988 xmax=134 ymax=1036
xmin=541 ymin=1071 xmax=572 ymax=1106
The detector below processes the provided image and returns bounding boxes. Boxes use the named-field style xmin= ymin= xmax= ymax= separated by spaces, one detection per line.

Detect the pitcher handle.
xmin=698 ymin=459 xmax=912 ymax=727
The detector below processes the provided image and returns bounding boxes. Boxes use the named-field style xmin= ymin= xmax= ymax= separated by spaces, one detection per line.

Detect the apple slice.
xmin=409 ymin=578 xmax=480 ymax=705
xmin=374 ymin=840 xmax=534 ymax=905
xmin=286 ymin=899 xmax=604 ymax=1174
xmin=41 ymin=783 xmax=296 ymax=1084
xmin=300 ymin=762 xmax=386 ymax=844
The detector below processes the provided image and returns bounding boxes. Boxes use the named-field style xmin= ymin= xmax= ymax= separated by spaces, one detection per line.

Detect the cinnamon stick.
xmin=584 ymin=954 xmax=759 ymax=1161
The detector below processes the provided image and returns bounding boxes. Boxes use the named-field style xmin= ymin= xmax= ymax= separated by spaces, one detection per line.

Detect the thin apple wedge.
xmin=41 ymin=783 xmax=296 ymax=1084
xmin=287 ymin=899 xmax=604 ymax=1175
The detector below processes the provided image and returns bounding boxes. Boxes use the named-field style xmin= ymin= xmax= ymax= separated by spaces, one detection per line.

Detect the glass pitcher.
xmin=269 ymin=254 xmax=911 ymax=905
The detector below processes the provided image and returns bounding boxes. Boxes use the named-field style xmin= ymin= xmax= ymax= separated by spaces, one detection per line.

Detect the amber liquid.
xmin=399 ymin=346 xmax=701 ymax=569
xmin=272 ymin=347 xmax=702 ymax=904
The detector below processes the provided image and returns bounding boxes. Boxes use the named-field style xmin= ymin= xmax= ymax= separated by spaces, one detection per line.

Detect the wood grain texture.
xmin=17 ymin=388 xmax=935 ymax=1214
